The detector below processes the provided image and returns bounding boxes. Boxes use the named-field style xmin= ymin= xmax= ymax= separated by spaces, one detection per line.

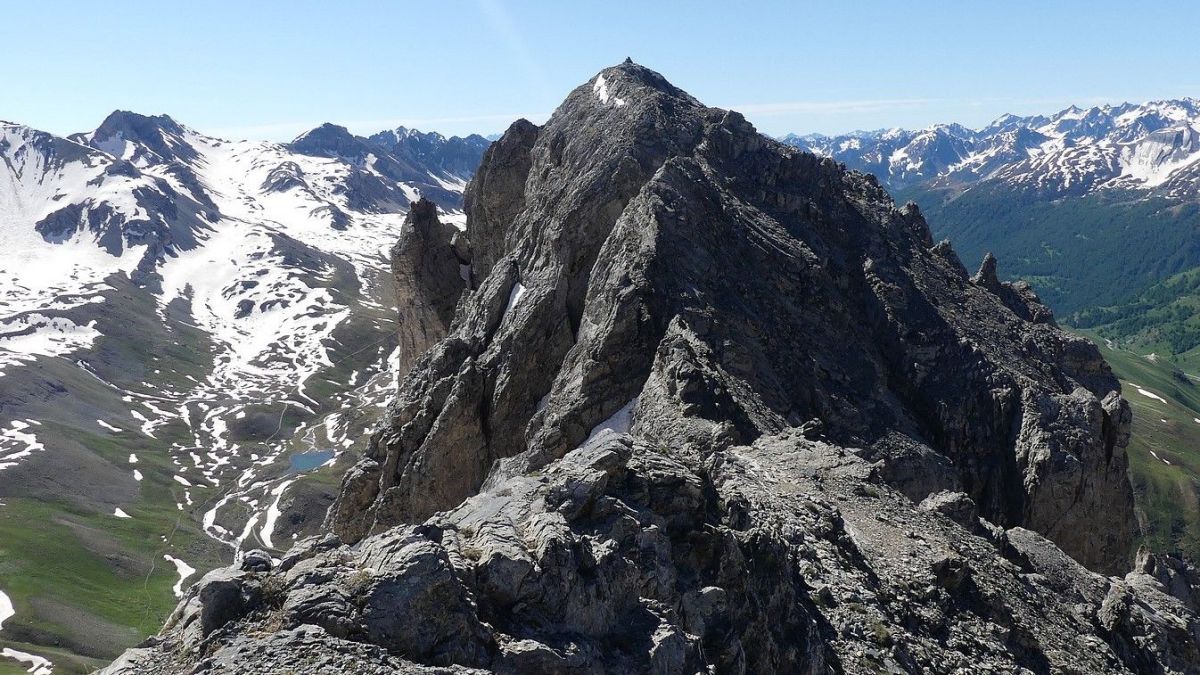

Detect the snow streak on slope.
xmin=135 ymin=131 xmax=412 ymax=548
xmin=0 ymin=420 xmax=45 ymax=471
xmin=0 ymin=112 xmax=487 ymax=669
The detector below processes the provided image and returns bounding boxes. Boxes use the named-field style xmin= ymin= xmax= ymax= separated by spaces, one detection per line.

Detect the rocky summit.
xmin=102 ymin=62 xmax=1200 ymax=674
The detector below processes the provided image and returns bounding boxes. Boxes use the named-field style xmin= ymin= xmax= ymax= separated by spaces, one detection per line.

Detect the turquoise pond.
xmin=289 ymin=449 xmax=335 ymax=473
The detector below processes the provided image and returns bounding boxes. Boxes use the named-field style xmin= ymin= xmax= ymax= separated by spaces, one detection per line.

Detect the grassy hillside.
xmin=1080 ymin=332 xmax=1200 ymax=560
xmin=1061 ymin=267 xmax=1200 ymax=561
xmin=899 ymin=183 xmax=1200 ymax=314
xmin=0 ymin=280 xmax=228 ymax=674
xmin=1071 ymin=268 xmax=1200 ymax=373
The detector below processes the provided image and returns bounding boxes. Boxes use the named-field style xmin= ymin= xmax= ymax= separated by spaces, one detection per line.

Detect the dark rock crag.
xmin=392 ymin=197 xmax=474 ymax=377
xmin=103 ymin=62 xmax=1200 ymax=674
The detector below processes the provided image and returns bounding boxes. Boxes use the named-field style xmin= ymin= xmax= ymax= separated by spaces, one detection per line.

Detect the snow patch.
xmin=0 ymin=314 xmax=100 ymax=372
xmin=504 ymin=282 xmax=527 ymax=317
xmin=0 ymin=589 xmax=13 ymax=630
xmin=162 ymin=554 xmax=196 ymax=598
xmin=0 ymin=421 xmax=46 ymax=471
xmin=1134 ymin=386 xmax=1168 ymax=404
xmin=584 ymin=397 xmax=639 ymax=445
xmin=113 ymin=508 xmax=131 ymax=519
xmin=259 ymin=479 xmax=295 ymax=549
xmin=94 ymin=130 xmax=130 ymax=159
xmin=1149 ymin=449 xmax=1172 ymax=465
xmin=1 ymin=648 xmax=52 ymax=675
xmin=592 ymin=74 xmax=626 ymax=107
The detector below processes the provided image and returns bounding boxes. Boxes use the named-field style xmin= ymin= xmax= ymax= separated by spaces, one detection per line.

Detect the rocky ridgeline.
xmin=103 ymin=62 xmax=1200 ymax=674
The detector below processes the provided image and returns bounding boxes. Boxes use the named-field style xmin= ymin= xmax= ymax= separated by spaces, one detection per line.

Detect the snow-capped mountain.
xmin=0 ymin=112 xmax=488 ymax=669
xmin=786 ymin=98 xmax=1200 ymax=317
xmin=783 ymin=98 xmax=1200 ymax=198
xmin=1 ymin=112 xmax=483 ymax=392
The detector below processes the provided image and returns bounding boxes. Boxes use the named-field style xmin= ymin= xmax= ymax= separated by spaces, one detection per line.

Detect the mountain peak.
xmin=92 ymin=110 xmax=186 ymax=146
xmin=291 ymin=122 xmax=355 ymax=146
xmin=89 ymin=110 xmax=195 ymax=163
xmin=289 ymin=123 xmax=369 ymax=160
xmin=589 ymin=59 xmax=696 ymax=104
xmin=95 ymin=110 xmax=184 ymax=134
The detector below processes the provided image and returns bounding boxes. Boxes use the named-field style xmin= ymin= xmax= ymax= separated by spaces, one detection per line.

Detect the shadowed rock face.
xmin=103 ymin=62 xmax=1200 ymax=675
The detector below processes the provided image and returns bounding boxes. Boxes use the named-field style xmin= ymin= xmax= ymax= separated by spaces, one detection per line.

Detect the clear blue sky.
xmin=4 ymin=0 xmax=1197 ymax=141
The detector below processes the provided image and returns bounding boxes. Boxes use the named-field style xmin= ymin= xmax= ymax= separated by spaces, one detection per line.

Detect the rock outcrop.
xmin=103 ymin=62 xmax=1200 ymax=674
xmin=393 ymin=197 xmax=473 ymax=377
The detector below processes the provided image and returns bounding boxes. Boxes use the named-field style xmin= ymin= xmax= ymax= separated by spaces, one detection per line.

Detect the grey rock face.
xmin=105 ymin=61 xmax=1200 ymax=674
xmin=240 ymin=549 xmax=274 ymax=573
xmin=461 ymin=118 xmax=539 ymax=281
xmin=392 ymin=197 xmax=473 ymax=377
xmin=106 ymin=433 xmax=1199 ymax=674
xmin=333 ymin=61 xmax=1134 ymax=575
xmin=918 ymin=490 xmax=980 ymax=530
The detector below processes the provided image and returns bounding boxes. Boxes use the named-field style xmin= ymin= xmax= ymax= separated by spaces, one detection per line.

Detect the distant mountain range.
xmin=782 ymin=98 xmax=1200 ymax=199
xmin=781 ymin=99 xmax=1200 ymax=313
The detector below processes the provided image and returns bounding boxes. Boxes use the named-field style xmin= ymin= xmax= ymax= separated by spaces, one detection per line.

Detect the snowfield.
xmin=163 ymin=554 xmax=196 ymax=598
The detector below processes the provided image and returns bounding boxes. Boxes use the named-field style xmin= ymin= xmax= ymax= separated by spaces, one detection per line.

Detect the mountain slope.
xmin=1080 ymin=337 xmax=1200 ymax=561
xmin=0 ymin=114 xmax=487 ymax=673
xmin=792 ymin=93 xmax=1200 ymax=583
xmin=905 ymin=184 xmax=1200 ymax=312
xmin=1073 ymin=268 xmax=1200 ymax=371
xmin=104 ymin=62 xmax=1200 ymax=675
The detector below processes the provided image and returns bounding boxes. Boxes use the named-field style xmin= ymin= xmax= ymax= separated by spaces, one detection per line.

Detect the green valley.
xmin=904 ymin=184 xmax=1200 ymax=314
